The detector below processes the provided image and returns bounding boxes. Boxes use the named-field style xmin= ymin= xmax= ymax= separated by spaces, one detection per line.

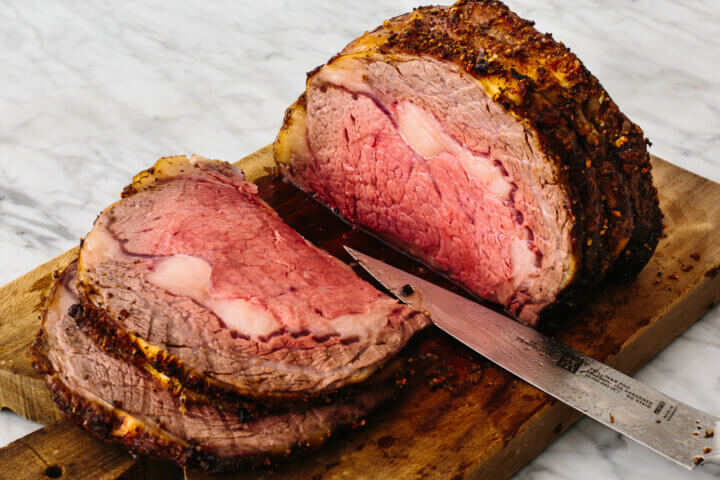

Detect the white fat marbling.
xmin=0 ymin=1 xmax=718 ymax=478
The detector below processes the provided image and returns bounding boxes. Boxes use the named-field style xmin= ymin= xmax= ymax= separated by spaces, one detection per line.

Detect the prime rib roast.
xmin=75 ymin=156 xmax=427 ymax=409
xmin=32 ymin=0 xmax=663 ymax=472
xmin=275 ymin=0 xmax=663 ymax=327
xmin=32 ymin=263 xmax=392 ymax=471
xmin=32 ymin=156 xmax=423 ymax=470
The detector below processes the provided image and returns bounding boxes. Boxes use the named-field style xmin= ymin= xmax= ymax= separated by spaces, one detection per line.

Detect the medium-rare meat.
xmin=32 ymin=263 xmax=391 ymax=472
xmin=76 ymin=155 xmax=428 ymax=406
xmin=274 ymin=0 xmax=663 ymax=327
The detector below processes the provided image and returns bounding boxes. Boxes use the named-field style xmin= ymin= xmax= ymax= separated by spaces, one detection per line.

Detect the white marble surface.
xmin=0 ymin=0 xmax=718 ymax=478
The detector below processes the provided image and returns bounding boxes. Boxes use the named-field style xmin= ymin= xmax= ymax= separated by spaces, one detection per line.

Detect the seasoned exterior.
xmin=76 ymin=156 xmax=427 ymax=407
xmin=274 ymin=0 xmax=663 ymax=327
xmin=31 ymin=264 xmax=392 ymax=472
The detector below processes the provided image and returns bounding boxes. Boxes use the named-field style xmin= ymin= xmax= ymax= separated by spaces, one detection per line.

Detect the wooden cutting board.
xmin=1 ymin=145 xmax=719 ymax=480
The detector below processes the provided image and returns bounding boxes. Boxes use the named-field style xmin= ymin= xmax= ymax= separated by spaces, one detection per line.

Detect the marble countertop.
xmin=1 ymin=1 xmax=718 ymax=478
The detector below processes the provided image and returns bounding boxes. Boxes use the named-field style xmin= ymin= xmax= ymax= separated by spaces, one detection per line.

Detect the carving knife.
xmin=344 ymin=246 xmax=720 ymax=471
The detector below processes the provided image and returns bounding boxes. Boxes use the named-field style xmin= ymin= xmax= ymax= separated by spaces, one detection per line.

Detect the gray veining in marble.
xmin=0 ymin=1 xmax=718 ymax=478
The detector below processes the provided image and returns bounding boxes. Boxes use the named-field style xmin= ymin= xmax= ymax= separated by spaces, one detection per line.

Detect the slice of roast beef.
xmin=76 ymin=155 xmax=428 ymax=405
xmin=274 ymin=0 xmax=663 ymax=328
xmin=31 ymin=263 xmax=392 ymax=472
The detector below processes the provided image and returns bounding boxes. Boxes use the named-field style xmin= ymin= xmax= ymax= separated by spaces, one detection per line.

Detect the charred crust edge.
xmin=288 ymin=0 xmax=663 ymax=327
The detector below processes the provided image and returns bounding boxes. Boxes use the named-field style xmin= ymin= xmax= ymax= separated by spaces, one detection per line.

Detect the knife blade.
xmin=344 ymin=246 xmax=720 ymax=470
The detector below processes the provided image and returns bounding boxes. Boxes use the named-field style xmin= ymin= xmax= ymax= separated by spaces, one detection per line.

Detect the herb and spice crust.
xmin=31 ymin=264 xmax=398 ymax=473
xmin=275 ymin=0 xmax=663 ymax=328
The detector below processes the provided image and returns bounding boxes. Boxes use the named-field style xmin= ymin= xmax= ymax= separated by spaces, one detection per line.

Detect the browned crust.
xmin=30 ymin=328 xmax=348 ymax=473
xmin=376 ymin=0 xmax=663 ymax=310
xmin=282 ymin=0 xmax=662 ymax=328
xmin=73 ymin=289 xmax=414 ymax=417
xmin=70 ymin=293 xmax=255 ymax=419
xmin=31 ymin=329 xmax=193 ymax=468
xmin=29 ymin=275 xmax=194 ymax=469
xmin=30 ymin=268 xmax=400 ymax=473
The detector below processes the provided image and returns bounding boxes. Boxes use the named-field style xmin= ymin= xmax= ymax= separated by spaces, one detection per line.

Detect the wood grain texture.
xmin=0 ymin=420 xmax=134 ymax=480
xmin=0 ymin=146 xmax=718 ymax=480
xmin=0 ymin=420 xmax=181 ymax=480
xmin=0 ymin=248 xmax=77 ymax=425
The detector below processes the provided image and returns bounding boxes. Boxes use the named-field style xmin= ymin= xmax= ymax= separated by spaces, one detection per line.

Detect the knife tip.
xmin=343 ymin=245 xmax=359 ymax=260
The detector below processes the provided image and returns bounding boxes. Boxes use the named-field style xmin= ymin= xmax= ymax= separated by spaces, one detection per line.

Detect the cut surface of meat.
xmin=77 ymin=156 xmax=428 ymax=401
xmin=31 ymin=263 xmax=391 ymax=472
xmin=274 ymin=0 xmax=663 ymax=328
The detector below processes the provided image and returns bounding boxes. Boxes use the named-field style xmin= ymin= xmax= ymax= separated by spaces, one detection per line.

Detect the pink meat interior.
xmin=111 ymin=175 xmax=393 ymax=330
xmin=79 ymin=161 xmax=427 ymax=394
xmin=293 ymin=58 xmax=573 ymax=324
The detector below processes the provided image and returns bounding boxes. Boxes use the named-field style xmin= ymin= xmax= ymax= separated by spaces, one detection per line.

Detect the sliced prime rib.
xmin=32 ymin=263 xmax=391 ymax=472
xmin=274 ymin=0 xmax=663 ymax=328
xmin=76 ymin=156 xmax=428 ymax=406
